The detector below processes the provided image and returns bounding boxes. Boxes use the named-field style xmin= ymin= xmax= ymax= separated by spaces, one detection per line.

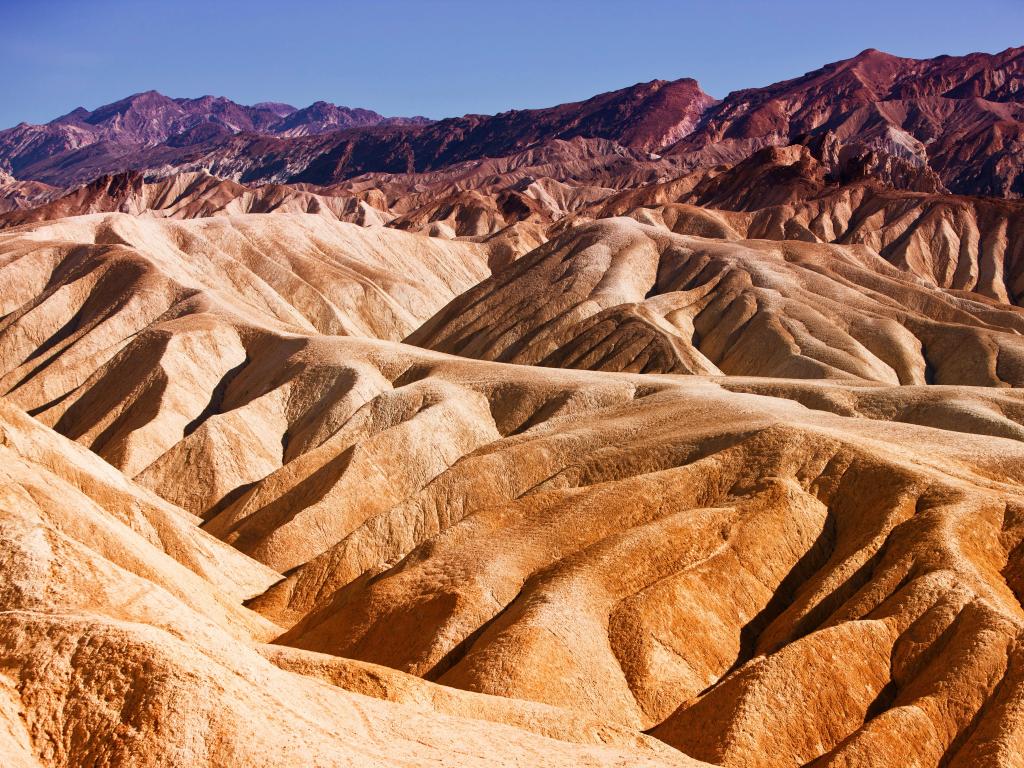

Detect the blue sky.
xmin=2 ymin=0 xmax=1022 ymax=128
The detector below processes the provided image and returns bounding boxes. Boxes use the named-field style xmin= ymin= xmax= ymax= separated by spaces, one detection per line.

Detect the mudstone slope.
xmin=2 ymin=42 xmax=1024 ymax=768
xmin=1 ymin=202 xmax=1024 ymax=767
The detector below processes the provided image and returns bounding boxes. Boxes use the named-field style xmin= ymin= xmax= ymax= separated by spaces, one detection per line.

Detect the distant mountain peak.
xmin=252 ymin=101 xmax=298 ymax=117
xmin=0 ymin=92 xmax=432 ymax=177
xmin=1 ymin=45 xmax=1022 ymax=197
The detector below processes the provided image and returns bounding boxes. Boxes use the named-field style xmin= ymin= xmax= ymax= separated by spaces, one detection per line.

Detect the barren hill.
xmin=408 ymin=217 xmax=1024 ymax=384
xmin=3 ymin=43 xmax=1024 ymax=768
xmin=4 ymin=47 xmax=1022 ymax=197
xmin=0 ymin=393 xmax=699 ymax=767
xmin=1 ymin=207 xmax=1024 ymax=766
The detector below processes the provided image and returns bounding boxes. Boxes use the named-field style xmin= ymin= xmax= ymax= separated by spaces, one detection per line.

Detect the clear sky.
xmin=3 ymin=0 xmax=1023 ymax=128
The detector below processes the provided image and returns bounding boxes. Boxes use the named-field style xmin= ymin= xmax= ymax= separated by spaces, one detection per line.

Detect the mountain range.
xmin=2 ymin=46 xmax=1022 ymax=196
xmin=3 ymin=42 xmax=1024 ymax=768
xmin=0 ymin=90 xmax=430 ymax=182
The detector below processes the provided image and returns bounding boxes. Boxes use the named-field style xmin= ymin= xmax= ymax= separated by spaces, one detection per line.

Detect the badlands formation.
xmin=2 ymin=46 xmax=1024 ymax=768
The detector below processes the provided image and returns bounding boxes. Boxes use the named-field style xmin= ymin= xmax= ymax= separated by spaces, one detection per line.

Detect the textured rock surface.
xmin=4 ymin=47 xmax=1022 ymax=198
xmin=3 ymin=140 xmax=1024 ymax=767
xmin=0 ymin=396 xmax=700 ymax=767
xmin=0 ymin=171 xmax=397 ymax=229
xmin=667 ymin=46 xmax=1024 ymax=197
xmin=600 ymin=142 xmax=1024 ymax=306
xmin=409 ymin=217 xmax=1024 ymax=384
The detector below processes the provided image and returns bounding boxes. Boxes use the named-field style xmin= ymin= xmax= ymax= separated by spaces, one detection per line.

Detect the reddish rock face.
xmin=666 ymin=46 xmax=1024 ymax=197
xmin=3 ymin=47 xmax=1023 ymax=197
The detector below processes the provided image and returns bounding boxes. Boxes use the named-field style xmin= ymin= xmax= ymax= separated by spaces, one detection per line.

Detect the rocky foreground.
xmin=0 ymin=207 xmax=1022 ymax=767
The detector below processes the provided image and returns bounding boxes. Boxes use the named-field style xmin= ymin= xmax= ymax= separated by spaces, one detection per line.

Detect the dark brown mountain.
xmin=2 ymin=79 xmax=714 ymax=186
xmin=5 ymin=47 xmax=1023 ymax=197
xmin=0 ymin=90 xmax=428 ymax=179
xmin=667 ymin=46 xmax=1024 ymax=196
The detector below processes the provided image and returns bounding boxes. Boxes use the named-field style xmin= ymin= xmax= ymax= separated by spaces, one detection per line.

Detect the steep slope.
xmin=0 ymin=395 xmax=698 ymax=768
xmin=11 ymin=325 xmax=1024 ymax=766
xmin=668 ymin=46 xmax=1024 ymax=196
xmin=408 ymin=217 xmax=1024 ymax=385
xmin=0 ymin=397 xmax=280 ymax=610
xmin=259 ymin=352 xmax=1024 ymax=767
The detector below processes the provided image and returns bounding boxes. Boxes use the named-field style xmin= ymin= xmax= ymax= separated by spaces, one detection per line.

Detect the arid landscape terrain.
xmin=3 ymin=41 xmax=1024 ymax=767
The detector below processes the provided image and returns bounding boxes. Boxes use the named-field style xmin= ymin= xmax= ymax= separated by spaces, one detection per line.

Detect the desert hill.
xmin=596 ymin=141 xmax=1024 ymax=304
xmin=2 ymin=41 xmax=1024 ymax=768
xmin=0 ymin=393 xmax=701 ymax=767
xmin=10 ymin=130 xmax=1023 ymax=301
xmin=0 ymin=138 xmax=674 ymax=251
xmin=2 ymin=207 xmax=1024 ymax=766
xmin=408 ymin=216 xmax=1024 ymax=384
xmin=0 ymin=170 xmax=397 ymax=229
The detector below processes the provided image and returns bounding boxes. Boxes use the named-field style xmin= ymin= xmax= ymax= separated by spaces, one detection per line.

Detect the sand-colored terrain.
xmin=1 ymin=205 xmax=1024 ymax=766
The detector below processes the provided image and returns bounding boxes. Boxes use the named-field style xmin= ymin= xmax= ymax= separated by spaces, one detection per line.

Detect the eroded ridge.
xmin=409 ymin=217 xmax=1024 ymax=385
xmin=2 ymin=203 xmax=1024 ymax=767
